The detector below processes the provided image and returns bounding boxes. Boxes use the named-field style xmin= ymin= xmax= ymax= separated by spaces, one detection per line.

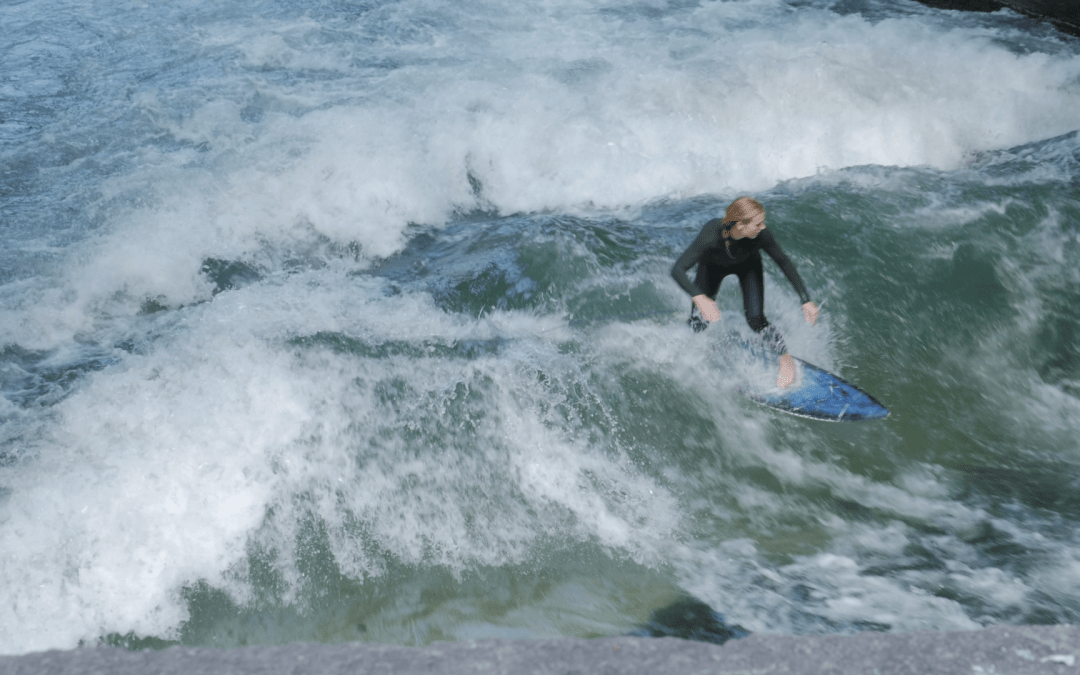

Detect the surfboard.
xmin=715 ymin=332 xmax=889 ymax=422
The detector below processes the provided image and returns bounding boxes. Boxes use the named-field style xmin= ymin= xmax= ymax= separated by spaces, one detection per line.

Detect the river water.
xmin=2 ymin=0 xmax=1079 ymax=655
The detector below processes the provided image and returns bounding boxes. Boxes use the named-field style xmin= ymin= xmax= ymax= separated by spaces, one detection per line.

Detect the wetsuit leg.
xmin=737 ymin=255 xmax=787 ymax=353
xmin=688 ymin=264 xmax=729 ymax=333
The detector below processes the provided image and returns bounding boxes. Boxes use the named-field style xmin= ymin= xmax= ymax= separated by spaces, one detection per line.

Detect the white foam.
xmin=5 ymin=0 xmax=1080 ymax=655
xmin=0 ymin=275 xmax=687 ymax=652
xmin=6 ymin=0 xmax=1080 ymax=350
xmin=0 ymin=317 xmax=305 ymax=651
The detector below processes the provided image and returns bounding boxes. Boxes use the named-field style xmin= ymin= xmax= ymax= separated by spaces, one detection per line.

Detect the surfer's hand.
xmin=777 ymin=353 xmax=796 ymax=388
xmin=692 ymin=295 xmax=721 ymax=323
xmin=802 ymin=301 xmax=819 ymax=326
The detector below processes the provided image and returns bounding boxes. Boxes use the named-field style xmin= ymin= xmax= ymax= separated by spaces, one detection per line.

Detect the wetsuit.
xmin=671 ymin=218 xmax=811 ymax=353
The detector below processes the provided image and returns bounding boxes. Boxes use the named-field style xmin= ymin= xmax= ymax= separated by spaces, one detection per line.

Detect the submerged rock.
xmin=630 ymin=597 xmax=749 ymax=645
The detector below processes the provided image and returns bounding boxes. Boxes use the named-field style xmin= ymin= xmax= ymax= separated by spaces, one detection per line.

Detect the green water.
xmin=150 ymin=143 xmax=1080 ymax=646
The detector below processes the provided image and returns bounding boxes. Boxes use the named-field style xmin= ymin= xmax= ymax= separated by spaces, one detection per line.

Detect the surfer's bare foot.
xmin=777 ymin=353 xmax=795 ymax=388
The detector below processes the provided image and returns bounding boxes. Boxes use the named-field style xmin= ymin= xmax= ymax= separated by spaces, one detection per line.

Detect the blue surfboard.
xmin=716 ymin=333 xmax=889 ymax=422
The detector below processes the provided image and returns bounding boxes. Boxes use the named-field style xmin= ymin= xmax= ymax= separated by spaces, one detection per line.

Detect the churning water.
xmin=2 ymin=0 xmax=1080 ymax=655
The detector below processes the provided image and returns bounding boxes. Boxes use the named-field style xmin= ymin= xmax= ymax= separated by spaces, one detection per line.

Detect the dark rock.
xmin=914 ymin=0 xmax=1080 ymax=37
xmin=630 ymin=597 xmax=750 ymax=645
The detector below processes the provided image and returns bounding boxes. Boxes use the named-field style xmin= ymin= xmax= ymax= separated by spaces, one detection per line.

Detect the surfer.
xmin=671 ymin=197 xmax=819 ymax=388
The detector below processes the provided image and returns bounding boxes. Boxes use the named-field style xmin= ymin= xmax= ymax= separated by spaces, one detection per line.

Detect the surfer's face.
xmin=728 ymin=213 xmax=766 ymax=240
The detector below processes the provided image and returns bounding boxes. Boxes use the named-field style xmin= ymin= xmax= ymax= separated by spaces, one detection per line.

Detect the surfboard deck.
xmin=739 ymin=355 xmax=889 ymax=421
xmin=715 ymin=332 xmax=889 ymax=422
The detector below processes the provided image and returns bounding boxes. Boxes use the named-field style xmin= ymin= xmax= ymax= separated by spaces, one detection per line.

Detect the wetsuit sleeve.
xmin=671 ymin=219 xmax=723 ymax=297
xmin=758 ymin=229 xmax=811 ymax=305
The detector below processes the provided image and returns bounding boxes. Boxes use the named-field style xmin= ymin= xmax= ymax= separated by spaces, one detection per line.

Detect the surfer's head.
xmin=723 ymin=197 xmax=766 ymax=240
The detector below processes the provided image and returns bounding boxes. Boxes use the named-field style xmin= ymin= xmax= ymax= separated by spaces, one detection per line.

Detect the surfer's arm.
xmin=759 ymin=230 xmax=811 ymax=305
xmin=758 ymin=230 xmax=815 ymax=388
xmin=671 ymin=220 xmax=722 ymax=297
xmin=692 ymin=294 xmax=721 ymax=322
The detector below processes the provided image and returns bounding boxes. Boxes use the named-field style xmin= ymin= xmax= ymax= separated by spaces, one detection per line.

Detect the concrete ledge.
xmin=2 ymin=625 xmax=1078 ymax=675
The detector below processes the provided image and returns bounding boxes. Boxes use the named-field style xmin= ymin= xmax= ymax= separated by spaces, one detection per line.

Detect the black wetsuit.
xmin=671 ymin=218 xmax=811 ymax=353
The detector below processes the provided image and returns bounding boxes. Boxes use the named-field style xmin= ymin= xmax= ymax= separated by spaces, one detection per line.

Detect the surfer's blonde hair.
xmin=724 ymin=197 xmax=765 ymax=225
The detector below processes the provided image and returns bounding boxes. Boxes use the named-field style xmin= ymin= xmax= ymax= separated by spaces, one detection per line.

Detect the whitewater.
xmin=2 ymin=0 xmax=1079 ymax=655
